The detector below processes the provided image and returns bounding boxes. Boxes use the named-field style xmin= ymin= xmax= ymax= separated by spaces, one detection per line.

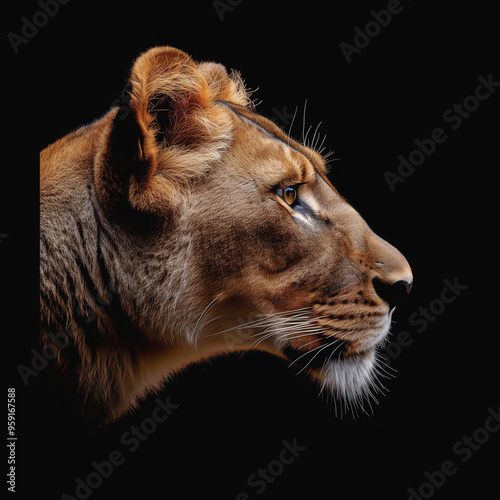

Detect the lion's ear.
xmin=96 ymin=46 xmax=246 ymax=215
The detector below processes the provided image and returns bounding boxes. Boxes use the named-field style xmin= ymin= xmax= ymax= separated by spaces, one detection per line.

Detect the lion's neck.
xmin=39 ymin=167 xmax=227 ymax=423
xmin=39 ymin=118 xmax=239 ymax=422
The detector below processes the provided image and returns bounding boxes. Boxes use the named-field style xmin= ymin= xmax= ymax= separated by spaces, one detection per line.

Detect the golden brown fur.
xmin=40 ymin=46 xmax=412 ymax=424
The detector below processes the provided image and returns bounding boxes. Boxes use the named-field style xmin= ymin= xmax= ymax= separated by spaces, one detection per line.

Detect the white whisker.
xmin=301 ymin=99 xmax=308 ymax=143
xmin=288 ymin=337 xmax=335 ymax=369
xmin=310 ymin=121 xmax=322 ymax=150
xmin=295 ymin=338 xmax=342 ymax=375
xmin=191 ymin=297 xmax=219 ymax=347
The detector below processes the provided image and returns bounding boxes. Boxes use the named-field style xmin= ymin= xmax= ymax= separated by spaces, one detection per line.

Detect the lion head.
xmin=40 ymin=46 xmax=412 ymax=423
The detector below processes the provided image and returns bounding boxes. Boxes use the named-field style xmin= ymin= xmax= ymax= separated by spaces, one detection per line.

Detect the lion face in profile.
xmin=40 ymin=46 xmax=412 ymax=423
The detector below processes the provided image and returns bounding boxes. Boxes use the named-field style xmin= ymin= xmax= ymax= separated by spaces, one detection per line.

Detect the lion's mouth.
xmin=281 ymin=326 xmax=387 ymax=372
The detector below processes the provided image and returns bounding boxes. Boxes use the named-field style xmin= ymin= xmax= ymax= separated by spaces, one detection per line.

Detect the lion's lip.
xmin=282 ymin=340 xmax=348 ymax=370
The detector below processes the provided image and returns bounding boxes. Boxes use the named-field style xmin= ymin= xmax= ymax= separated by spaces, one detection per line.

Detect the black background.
xmin=4 ymin=1 xmax=499 ymax=499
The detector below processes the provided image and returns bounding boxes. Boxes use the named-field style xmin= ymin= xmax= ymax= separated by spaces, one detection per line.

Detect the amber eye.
xmin=276 ymin=186 xmax=298 ymax=207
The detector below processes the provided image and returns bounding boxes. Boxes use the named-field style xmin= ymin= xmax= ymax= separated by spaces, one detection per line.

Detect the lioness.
xmin=40 ymin=46 xmax=412 ymax=424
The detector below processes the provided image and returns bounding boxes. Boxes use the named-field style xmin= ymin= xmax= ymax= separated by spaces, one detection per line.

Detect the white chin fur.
xmin=314 ymin=349 xmax=383 ymax=415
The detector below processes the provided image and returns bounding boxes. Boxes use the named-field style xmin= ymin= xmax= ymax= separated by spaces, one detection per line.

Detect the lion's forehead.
xmin=221 ymin=102 xmax=327 ymax=181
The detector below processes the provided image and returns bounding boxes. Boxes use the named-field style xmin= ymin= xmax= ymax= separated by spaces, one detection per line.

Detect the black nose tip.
xmin=372 ymin=278 xmax=412 ymax=309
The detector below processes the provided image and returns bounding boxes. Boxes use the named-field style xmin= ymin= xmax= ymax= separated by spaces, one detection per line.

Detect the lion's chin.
xmin=309 ymin=348 xmax=385 ymax=416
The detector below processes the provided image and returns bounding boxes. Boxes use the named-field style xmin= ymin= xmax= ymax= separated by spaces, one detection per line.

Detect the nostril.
xmin=372 ymin=278 xmax=412 ymax=309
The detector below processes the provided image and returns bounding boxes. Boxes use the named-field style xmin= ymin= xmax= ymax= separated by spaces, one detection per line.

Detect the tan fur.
xmin=40 ymin=46 xmax=412 ymax=424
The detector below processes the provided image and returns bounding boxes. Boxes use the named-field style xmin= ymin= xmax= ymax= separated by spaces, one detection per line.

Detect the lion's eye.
xmin=276 ymin=186 xmax=298 ymax=207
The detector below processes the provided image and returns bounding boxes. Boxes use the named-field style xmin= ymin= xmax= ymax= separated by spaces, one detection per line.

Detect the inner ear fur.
xmin=95 ymin=46 xmax=250 ymax=215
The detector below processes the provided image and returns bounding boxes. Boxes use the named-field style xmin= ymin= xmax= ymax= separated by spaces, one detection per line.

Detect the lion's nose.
xmin=372 ymin=277 xmax=412 ymax=309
